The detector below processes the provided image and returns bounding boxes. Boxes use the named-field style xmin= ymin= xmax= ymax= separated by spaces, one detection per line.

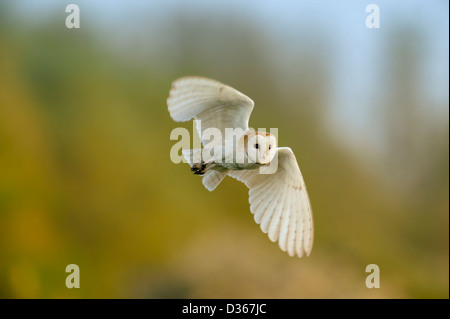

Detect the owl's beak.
xmin=260 ymin=153 xmax=269 ymax=164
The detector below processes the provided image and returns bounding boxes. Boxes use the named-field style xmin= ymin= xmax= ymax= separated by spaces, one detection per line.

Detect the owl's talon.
xmin=191 ymin=161 xmax=208 ymax=175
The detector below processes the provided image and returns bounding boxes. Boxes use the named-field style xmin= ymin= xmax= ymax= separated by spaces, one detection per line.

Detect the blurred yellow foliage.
xmin=0 ymin=3 xmax=448 ymax=299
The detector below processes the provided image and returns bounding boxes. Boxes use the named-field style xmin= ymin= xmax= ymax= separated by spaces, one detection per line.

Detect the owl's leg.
xmin=190 ymin=161 xmax=212 ymax=175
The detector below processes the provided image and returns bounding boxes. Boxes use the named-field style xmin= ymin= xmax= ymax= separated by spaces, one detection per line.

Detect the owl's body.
xmin=168 ymin=76 xmax=314 ymax=258
xmin=185 ymin=129 xmax=273 ymax=174
xmin=218 ymin=162 xmax=261 ymax=171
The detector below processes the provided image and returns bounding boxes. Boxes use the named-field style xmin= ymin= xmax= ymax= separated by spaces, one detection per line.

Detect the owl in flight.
xmin=167 ymin=76 xmax=313 ymax=257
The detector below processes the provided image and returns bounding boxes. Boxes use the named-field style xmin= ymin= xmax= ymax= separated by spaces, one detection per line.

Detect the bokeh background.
xmin=0 ymin=0 xmax=448 ymax=298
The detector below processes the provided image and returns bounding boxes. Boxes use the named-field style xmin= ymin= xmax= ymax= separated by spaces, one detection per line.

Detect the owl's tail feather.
xmin=202 ymin=170 xmax=228 ymax=192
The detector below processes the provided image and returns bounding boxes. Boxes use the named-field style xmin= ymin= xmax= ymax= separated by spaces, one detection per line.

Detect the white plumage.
xmin=167 ymin=76 xmax=313 ymax=257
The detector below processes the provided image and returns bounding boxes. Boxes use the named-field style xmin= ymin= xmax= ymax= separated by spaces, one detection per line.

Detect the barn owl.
xmin=167 ymin=76 xmax=313 ymax=257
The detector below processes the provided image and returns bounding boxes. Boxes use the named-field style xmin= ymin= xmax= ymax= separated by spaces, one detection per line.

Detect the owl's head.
xmin=245 ymin=132 xmax=277 ymax=164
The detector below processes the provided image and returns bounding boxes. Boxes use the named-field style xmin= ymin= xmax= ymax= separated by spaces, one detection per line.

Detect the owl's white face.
xmin=246 ymin=133 xmax=277 ymax=164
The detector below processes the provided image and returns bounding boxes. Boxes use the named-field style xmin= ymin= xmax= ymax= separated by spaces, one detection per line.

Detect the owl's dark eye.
xmin=269 ymin=145 xmax=272 ymax=150
xmin=254 ymin=143 xmax=259 ymax=149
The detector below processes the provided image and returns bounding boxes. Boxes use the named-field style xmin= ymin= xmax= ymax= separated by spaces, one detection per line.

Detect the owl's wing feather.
xmin=167 ymin=76 xmax=254 ymax=145
xmin=228 ymin=147 xmax=313 ymax=257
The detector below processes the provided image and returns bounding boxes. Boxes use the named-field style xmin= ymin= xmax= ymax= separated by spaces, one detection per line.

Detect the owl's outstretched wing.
xmin=167 ymin=76 xmax=254 ymax=145
xmin=228 ymin=147 xmax=313 ymax=257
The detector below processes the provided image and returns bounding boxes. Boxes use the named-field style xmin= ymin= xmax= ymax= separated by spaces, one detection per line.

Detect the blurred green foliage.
xmin=0 ymin=3 xmax=448 ymax=298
